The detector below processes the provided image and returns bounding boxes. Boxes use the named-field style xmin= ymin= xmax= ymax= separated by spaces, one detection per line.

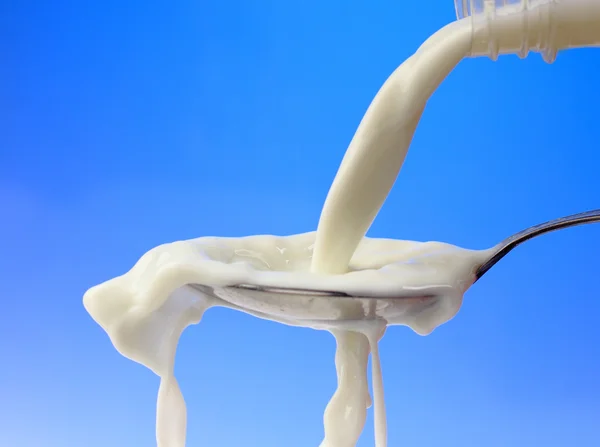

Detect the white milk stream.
xmin=83 ymin=6 xmax=600 ymax=446
xmin=310 ymin=16 xmax=473 ymax=447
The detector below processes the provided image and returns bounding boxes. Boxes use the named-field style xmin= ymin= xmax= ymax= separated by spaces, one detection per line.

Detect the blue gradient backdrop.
xmin=2 ymin=1 xmax=600 ymax=446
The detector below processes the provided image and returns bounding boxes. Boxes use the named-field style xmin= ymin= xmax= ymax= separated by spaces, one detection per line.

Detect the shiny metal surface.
xmin=189 ymin=283 xmax=439 ymax=324
xmin=474 ymin=208 xmax=600 ymax=281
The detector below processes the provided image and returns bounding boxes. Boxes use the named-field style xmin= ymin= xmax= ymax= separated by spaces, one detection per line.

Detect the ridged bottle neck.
xmin=456 ymin=0 xmax=600 ymax=63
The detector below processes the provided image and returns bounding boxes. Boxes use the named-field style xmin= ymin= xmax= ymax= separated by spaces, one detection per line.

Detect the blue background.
xmin=2 ymin=1 xmax=599 ymax=446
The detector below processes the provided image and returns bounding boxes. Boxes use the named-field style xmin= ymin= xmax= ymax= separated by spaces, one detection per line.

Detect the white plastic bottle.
xmin=454 ymin=0 xmax=600 ymax=62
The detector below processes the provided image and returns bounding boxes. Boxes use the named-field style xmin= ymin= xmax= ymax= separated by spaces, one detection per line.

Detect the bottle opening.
xmin=454 ymin=0 xmax=524 ymax=19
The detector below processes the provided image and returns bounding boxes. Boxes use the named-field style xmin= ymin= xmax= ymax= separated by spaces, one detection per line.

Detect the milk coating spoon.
xmin=189 ymin=208 xmax=600 ymax=323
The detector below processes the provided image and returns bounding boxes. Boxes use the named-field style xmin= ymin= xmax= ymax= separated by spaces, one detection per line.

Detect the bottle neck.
xmin=467 ymin=0 xmax=600 ymax=63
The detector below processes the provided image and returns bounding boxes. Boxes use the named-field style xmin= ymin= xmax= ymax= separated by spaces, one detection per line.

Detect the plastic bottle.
xmin=454 ymin=0 xmax=600 ymax=62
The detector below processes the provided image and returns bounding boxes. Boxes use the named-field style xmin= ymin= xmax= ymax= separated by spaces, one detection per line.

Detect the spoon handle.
xmin=474 ymin=208 xmax=600 ymax=281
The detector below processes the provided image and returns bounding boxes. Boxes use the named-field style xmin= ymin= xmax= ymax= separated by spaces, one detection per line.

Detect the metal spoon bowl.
xmin=188 ymin=209 xmax=600 ymax=326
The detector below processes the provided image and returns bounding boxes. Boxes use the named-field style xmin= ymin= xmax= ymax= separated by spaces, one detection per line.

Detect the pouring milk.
xmin=83 ymin=2 xmax=600 ymax=446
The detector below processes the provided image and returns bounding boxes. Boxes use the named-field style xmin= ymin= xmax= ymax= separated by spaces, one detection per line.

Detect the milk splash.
xmin=84 ymin=233 xmax=490 ymax=446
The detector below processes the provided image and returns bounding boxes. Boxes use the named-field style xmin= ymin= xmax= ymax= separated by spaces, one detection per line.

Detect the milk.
xmin=83 ymin=6 xmax=600 ymax=447
xmin=84 ymin=232 xmax=489 ymax=447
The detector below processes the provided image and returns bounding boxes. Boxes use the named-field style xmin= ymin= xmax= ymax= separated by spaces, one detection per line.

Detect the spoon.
xmin=189 ymin=209 xmax=600 ymax=324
